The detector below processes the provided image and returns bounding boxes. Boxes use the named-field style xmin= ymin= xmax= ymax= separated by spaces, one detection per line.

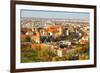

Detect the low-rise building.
xmin=30 ymin=31 xmax=40 ymax=43
xmin=79 ymin=35 xmax=89 ymax=44
xmin=57 ymin=48 xmax=67 ymax=57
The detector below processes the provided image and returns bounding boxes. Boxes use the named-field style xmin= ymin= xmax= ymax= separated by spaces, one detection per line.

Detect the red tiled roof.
xmin=47 ymin=25 xmax=62 ymax=32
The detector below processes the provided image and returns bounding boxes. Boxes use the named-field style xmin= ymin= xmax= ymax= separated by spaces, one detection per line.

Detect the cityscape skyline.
xmin=21 ymin=9 xmax=90 ymax=62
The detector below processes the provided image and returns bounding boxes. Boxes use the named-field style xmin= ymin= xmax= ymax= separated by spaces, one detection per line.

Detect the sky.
xmin=21 ymin=9 xmax=90 ymax=21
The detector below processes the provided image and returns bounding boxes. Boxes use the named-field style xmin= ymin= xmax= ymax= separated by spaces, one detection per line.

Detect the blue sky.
xmin=21 ymin=9 xmax=90 ymax=21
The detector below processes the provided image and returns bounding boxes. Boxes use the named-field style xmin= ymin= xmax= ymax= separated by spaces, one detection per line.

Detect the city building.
xmin=79 ymin=35 xmax=89 ymax=44
xmin=30 ymin=31 xmax=40 ymax=43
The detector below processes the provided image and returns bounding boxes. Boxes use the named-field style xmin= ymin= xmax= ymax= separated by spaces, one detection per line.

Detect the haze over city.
xmin=21 ymin=10 xmax=90 ymax=21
